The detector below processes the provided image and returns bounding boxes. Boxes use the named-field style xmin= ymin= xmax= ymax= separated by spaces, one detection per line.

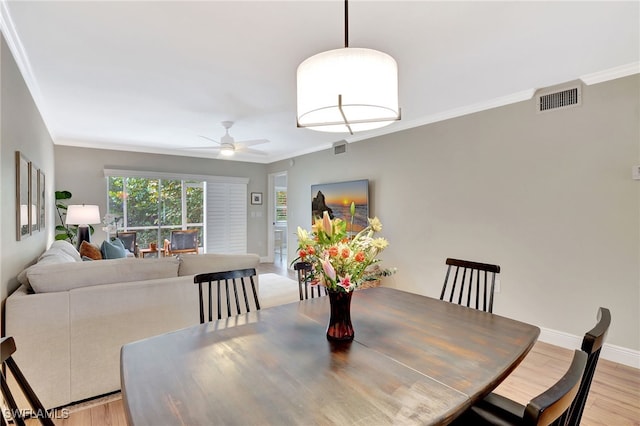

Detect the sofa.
xmin=5 ymin=240 xmax=299 ymax=408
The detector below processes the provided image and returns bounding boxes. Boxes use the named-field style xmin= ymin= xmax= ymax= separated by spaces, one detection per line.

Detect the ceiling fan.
xmin=186 ymin=121 xmax=269 ymax=156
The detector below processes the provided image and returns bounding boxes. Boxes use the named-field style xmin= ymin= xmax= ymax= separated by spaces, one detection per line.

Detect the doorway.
xmin=268 ymin=171 xmax=288 ymax=266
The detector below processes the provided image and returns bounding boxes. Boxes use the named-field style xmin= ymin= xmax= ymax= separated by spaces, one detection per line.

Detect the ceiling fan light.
xmin=220 ymin=143 xmax=235 ymax=156
xmin=296 ymin=47 xmax=400 ymax=134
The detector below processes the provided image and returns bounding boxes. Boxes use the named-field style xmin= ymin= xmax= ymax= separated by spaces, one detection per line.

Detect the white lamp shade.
xmin=297 ymin=47 xmax=399 ymax=133
xmin=66 ymin=204 xmax=101 ymax=225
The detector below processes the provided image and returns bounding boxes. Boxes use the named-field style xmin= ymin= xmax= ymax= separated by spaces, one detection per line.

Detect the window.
xmin=275 ymin=188 xmax=287 ymax=223
xmin=106 ymin=176 xmax=204 ymax=249
xmin=104 ymin=169 xmax=249 ymax=254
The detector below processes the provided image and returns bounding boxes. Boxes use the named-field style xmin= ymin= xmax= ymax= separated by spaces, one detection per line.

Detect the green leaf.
xmin=55 ymin=190 xmax=72 ymax=200
xmin=55 ymin=234 xmax=69 ymax=241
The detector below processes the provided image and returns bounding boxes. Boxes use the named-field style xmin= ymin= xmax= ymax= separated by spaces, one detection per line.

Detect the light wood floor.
xmin=48 ymin=260 xmax=640 ymax=426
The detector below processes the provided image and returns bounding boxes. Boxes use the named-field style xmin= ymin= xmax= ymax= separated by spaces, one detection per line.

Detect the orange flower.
xmin=299 ymin=249 xmax=307 ymax=259
xmin=307 ymin=246 xmax=316 ymax=255
xmin=328 ymin=246 xmax=339 ymax=257
xmin=354 ymin=251 xmax=365 ymax=262
xmin=341 ymin=248 xmax=350 ymax=259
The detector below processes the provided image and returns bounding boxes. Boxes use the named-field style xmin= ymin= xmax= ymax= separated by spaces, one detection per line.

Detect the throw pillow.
xmin=101 ymin=238 xmax=127 ymax=259
xmin=79 ymin=241 xmax=102 ymax=260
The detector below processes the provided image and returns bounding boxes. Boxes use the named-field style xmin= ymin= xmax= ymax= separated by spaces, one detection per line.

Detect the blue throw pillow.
xmin=101 ymin=238 xmax=127 ymax=259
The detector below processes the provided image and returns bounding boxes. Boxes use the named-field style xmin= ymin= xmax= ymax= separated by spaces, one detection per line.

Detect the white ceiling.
xmin=2 ymin=1 xmax=638 ymax=163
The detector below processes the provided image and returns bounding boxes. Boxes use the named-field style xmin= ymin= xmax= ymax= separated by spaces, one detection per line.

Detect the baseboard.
xmin=539 ymin=327 xmax=639 ymax=369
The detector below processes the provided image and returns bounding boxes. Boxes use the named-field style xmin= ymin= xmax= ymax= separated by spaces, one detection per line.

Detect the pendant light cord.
xmin=344 ymin=0 xmax=349 ymax=48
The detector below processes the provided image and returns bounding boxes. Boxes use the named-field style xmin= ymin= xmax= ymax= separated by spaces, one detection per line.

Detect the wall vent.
xmin=334 ymin=142 xmax=347 ymax=155
xmin=536 ymin=84 xmax=582 ymax=113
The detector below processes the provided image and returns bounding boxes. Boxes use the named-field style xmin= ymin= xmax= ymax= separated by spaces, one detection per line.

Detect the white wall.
xmin=54 ymin=146 xmax=269 ymax=256
xmin=271 ymin=75 xmax=640 ymax=354
xmin=0 ymin=35 xmax=55 ymax=313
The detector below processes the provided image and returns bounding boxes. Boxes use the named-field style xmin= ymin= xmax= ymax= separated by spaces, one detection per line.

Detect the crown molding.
xmin=580 ymin=62 xmax=640 ymax=86
xmin=0 ymin=0 xmax=55 ymax=140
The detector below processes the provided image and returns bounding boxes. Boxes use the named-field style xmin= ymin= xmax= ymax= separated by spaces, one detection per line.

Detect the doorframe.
xmin=267 ymin=171 xmax=287 ymax=264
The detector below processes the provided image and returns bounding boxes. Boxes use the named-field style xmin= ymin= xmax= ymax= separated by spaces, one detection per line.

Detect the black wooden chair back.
xmin=0 ymin=336 xmax=55 ymax=426
xmin=525 ymin=349 xmax=588 ymax=425
xmin=456 ymin=350 xmax=587 ymax=426
xmin=294 ymin=261 xmax=327 ymax=300
xmin=194 ymin=268 xmax=260 ymax=323
xmin=440 ymin=258 xmax=500 ymax=313
xmin=116 ymin=231 xmax=138 ymax=257
xmin=552 ymin=307 xmax=611 ymax=426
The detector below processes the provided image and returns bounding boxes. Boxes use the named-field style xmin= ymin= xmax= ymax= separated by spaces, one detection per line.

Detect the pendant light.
xmin=296 ymin=0 xmax=401 ymax=135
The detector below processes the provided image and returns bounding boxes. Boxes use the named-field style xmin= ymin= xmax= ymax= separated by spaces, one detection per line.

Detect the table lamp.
xmin=66 ymin=204 xmax=101 ymax=249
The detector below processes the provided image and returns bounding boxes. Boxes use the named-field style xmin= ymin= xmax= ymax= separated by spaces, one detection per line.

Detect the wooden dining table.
xmin=121 ymin=287 xmax=539 ymax=425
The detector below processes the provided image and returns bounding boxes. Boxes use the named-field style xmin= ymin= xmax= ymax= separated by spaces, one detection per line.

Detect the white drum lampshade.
xmin=66 ymin=204 xmax=101 ymax=249
xmin=297 ymin=47 xmax=400 ymax=134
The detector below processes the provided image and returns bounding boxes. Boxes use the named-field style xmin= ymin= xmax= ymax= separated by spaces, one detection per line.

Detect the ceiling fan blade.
xmin=180 ymin=146 xmax=221 ymax=150
xmin=235 ymin=138 xmax=269 ymax=147
xmin=198 ymin=135 xmax=221 ymax=145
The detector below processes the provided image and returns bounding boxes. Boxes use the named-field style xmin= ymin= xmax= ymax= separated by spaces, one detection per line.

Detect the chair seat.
xmin=457 ymin=393 xmax=527 ymax=426
xmin=451 ymin=349 xmax=587 ymax=426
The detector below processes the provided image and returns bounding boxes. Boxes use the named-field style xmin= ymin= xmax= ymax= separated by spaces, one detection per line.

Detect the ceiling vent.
xmin=535 ymin=83 xmax=582 ymax=113
xmin=333 ymin=142 xmax=347 ymax=155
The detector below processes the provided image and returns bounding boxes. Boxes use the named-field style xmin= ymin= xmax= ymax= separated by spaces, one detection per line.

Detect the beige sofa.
xmin=5 ymin=241 xmax=299 ymax=408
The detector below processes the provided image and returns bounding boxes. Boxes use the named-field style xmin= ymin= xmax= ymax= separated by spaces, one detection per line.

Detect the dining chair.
xmin=116 ymin=231 xmax=138 ymax=257
xmin=453 ymin=349 xmax=588 ymax=426
xmin=294 ymin=261 xmax=327 ymax=300
xmin=1 ymin=336 xmax=55 ymax=426
xmin=440 ymin=258 xmax=500 ymax=313
xmin=552 ymin=307 xmax=611 ymax=426
xmin=166 ymin=229 xmax=199 ymax=256
xmin=193 ymin=268 xmax=260 ymax=323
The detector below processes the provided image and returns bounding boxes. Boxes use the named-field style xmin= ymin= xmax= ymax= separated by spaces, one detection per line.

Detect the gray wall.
xmin=54 ymin=146 xmax=269 ymax=255
xmin=1 ymin=35 xmax=55 ymax=311
xmin=271 ymin=75 xmax=640 ymax=352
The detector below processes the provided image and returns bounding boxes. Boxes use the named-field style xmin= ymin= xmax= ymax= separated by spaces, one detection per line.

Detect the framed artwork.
xmin=30 ymin=162 xmax=38 ymax=234
xmin=251 ymin=192 xmax=263 ymax=205
xmin=311 ymin=179 xmax=369 ymax=233
xmin=38 ymin=169 xmax=46 ymax=230
xmin=15 ymin=151 xmax=30 ymax=240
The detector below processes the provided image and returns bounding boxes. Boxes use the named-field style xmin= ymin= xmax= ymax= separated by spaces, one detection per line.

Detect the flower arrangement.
xmin=293 ymin=208 xmax=395 ymax=293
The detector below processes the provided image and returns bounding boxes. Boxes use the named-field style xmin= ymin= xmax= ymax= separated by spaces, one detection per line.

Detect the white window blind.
xmin=206 ymin=182 xmax=247 ymax=254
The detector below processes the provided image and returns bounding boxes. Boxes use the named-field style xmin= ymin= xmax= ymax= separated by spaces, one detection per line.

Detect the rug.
xmin=259 ymin=273 xmax=300 ymax=308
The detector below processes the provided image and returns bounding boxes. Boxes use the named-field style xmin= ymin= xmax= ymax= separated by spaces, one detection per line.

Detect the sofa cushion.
xmin=80 ymin=241 xmax=103 ymax=260
xmin=17 ymin=241 xmax=81 ymax=288
xmin=178 ymin=253 xmax=260 ymax=277
xmin=47 ymin=240 xmax=82 ymax=262
xmin=101 ymin=238 xmax=126 ymax=259
xmin=27 ymin=257 xmax=180 ymax=293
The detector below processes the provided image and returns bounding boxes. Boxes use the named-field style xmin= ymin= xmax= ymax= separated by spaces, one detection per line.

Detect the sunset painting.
xmin=311 ymin=179 xmax=369 ymax=232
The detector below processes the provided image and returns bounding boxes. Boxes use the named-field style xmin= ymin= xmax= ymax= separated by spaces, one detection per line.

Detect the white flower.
xmin=368 ymin=217 xmax=383 ymax=232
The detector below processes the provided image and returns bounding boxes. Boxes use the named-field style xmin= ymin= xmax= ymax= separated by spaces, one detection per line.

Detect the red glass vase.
xmin=326 ymin=290 xmax=354 ymax=341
